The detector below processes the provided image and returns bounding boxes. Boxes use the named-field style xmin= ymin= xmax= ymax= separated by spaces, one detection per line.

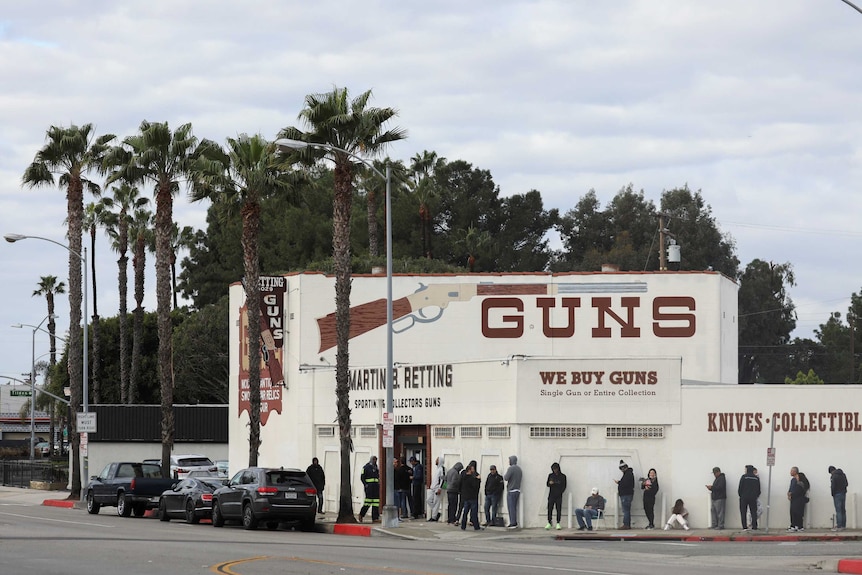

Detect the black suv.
xmin=211 ymin=467 xmax=317 ymax=530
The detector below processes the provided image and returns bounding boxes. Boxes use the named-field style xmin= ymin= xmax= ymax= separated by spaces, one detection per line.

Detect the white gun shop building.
xmin=227 ymin=271 xmax=862 ymax=529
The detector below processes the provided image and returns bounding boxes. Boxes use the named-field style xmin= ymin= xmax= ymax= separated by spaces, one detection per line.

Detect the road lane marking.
xmin=455 ymin=557 xmax=629 ymax=575
xmin=212 ymin=555 xmax=451 ymax=575
xmin=0 ymin=510 xmax=111 ymax=528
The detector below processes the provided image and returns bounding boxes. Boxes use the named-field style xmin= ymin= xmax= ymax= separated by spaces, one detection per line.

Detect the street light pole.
xmin=275 ymin=138 xmax=397 ymax=528
xmin=4 ymin=233 xmax=89 ymax=485
xmin=12 ymin=314 xmax=54 ymax=460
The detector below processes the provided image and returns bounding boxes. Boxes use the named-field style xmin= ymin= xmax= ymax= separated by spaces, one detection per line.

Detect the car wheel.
xmin=211 ymin=501 xmax=224 ymax=527
xmin=117 ymin=493 xmax=132 ymax=517
xmin=86 ymin=491 xmax=100 ymax=515
xmin=133 ymin=504 xmax=146 ymax=517
xmin=242 ymin=503 xmax=258 ymax=530
xmin=266 ymin=521 xmax=279 ymax=531
xmin=159 ymin=499 xmax=170 ymax=522
xmin=185 ymin=499 xmax=200 ymax=525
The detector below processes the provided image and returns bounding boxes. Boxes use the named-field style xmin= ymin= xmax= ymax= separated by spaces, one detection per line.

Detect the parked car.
xmin=86 ymin=462 xmax=177 ymax=517
xmin=211 ymin=467 xmax=317 ymax=531
xmin=158 ymin=476 xmax=225 ymax=524
xmin=169 ymin=454 xmax=218 ymax=479
xmin=215 ymin=460 xmax=229 ymax=478
xmin=35 ymin=442 xmax=50 ymax=457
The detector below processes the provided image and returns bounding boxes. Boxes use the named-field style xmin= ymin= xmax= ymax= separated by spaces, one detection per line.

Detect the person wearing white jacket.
xmin=664 ymin=498 xmax=690 ymax=530
xmin=427 ymin=455 xmax=445 ymax=522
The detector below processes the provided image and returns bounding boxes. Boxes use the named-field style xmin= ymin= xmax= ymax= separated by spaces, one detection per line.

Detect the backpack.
xmin=492 ymin=517 xmax=505 ymax=527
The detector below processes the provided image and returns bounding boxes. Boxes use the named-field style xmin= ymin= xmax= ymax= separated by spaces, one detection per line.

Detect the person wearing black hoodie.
xmin=640 ymin=468 xmax=659 ymax=529
xmin=829 ymin=465 xmax=849 ymax=531
xmin=614 ymin=460 xmax=635 ymax=529
xmin=445 ymin=461 xmax=463 ymax=524
xmin=738 ymin=464 xmax=761 ymax=530
xmin=545 ymin=462 xmax=567 ymax=530
xmin=459 ymin=464 xmax=481 ymax=531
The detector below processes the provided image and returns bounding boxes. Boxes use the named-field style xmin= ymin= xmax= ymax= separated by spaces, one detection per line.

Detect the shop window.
xmin=606 ymin=426 xmax=664 ymax=439
xmin=529 ymin=426 xmax=587 ymax=438
xmin=433 ymin=426 xmax=455 ymax=438
xmin=359 ymin=426 xmax=378 ymax=438
xmin=317 ymin=426 xmax=336 ymax=438
xmin=487 ymin=426 xmax=510 ymax=438
xmin=460 ymin=426 xmax=482 ymax=438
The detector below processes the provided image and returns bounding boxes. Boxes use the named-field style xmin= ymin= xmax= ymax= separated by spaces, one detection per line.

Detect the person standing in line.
xmin=705 ymin=466 xmax=726 ymax=529
xmin=575 ymin=487 xmax=605 ymax=531
xmin=614 ymin=460 xmax=635 ymax=529
xmin=409 ymin=456 xmax=424 ymax=519
xmin=663 ymin=498 xmax=690 ymax=530
xmin=427 ymin=455 xmax=445 ymax=522
xmin=545 ymin=462 xmax=567 ymax=530
xmin=459 ymin=460 xmax=479 ymax=525
xmin=503 ymin=455 xmax=523 ymax=529
xmin=483 ymin=464 xmax=504 ymax=527
xmin=640 ymin=468 xmax=659 ymax=529
xmin=358 ymin=455 xmax=380 ymax=523
xmin=787 ymin=467 xmax=810 ymax=532
xmin=305 ymin=457 xmax=326 ymax=515
xmin=393 ymin=457 xmax=412 ymax=521
xmin=738 ymin=464 xmax=761 ymax=530
xmin=459 ymin=464 xmax=482 ymax=531
xmin=445 ymin=461 xmax=463 ymax=525
xmin=829 ymin=465 xmax=849 ymax=531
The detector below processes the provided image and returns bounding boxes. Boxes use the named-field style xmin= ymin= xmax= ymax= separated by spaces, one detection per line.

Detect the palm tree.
xmin=455 ymin=225 xmax=492 ymax=272
xmin=278 ymin=87 xmax=406 ymax=522
xmin=360 ymin=159 xmax=407 ymax=258
xmin=409 ymin=151 xmax=444 ymax=259
xmin=32 ymin=276 xmax=66 ymax=366
xmin=83 ymin=201 xmax=113 ymax=404
xmin=22 ymin=123 xmax=115 ymax=498
xmin=106 ymin=121 xmax=217 ymax=475
xmin=192 ymin=133 xmax=290 ymax=466
xmin=128 ymin=207 xmax=153 ymax=404
xmin=102 ymin=184 xmax=150 ymax=403
xmin=33 ymin=275 xmax=66 ymax=453
xmin=169 ymin=223 xmax=195 ymax=309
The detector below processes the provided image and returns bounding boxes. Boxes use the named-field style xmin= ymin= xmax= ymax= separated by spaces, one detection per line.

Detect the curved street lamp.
xmin=12 ymin=313 xmax=56 ymax=460
xmin=275 ymin=138 xmax=397 ymax=528
xmin=5 ymin=233 xmax=90 ymax=483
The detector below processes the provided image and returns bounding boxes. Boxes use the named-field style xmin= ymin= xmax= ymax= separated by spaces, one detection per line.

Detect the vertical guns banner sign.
xmin=238 ymin=276 xmax=286 ymax=425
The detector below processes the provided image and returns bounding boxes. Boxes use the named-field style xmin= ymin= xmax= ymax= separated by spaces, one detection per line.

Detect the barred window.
xmin=606 ymin=426 xmax=664 ymax=439
xmin=487 ymin=426 xmax=510 ymax=438
xmin=529 ymin=426 xmax=587 ymax=439
xmin=433 ymin=426 xmax=455 ymax=438
xmin=317 ymin=426 xmax=335 ymax=438
xmin=460 ymin=426 xmax=482 ymax=438
xmin=359 ymin=426 xmax=377 ymax=438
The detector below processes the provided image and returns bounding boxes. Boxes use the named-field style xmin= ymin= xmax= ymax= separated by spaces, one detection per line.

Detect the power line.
xmin=723 ymin=221 xmax=862 ymax=238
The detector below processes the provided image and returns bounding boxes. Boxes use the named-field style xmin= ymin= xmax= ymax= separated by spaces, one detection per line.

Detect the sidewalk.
xmin=3 ymin=486 xmax=860 ymax=574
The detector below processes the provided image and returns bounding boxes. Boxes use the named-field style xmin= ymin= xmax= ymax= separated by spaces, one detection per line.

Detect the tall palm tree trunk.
xmin=241 ymin=198 xmax=262 ymax=466
xmin=118 ymin=252 xmax=129 ymax=404
xmin=131 ymin=234 xmax=145 ymax=404
xmin=333 ymin=161 xmax=354 ymax=522
xmin=67 ymin=178 xmax=84 ymax=499
xmin=155 ymin=183 xmax=175 ymax=475
xmin=367 ymin=189 xmax=378 ymax=257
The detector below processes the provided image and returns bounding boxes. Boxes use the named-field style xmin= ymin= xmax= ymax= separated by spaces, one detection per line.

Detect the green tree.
xmin=192 ymin=133 xmax=291 ymax=466
xmin=22 ymin=123 xmax=115 ymax=498
xmin=33 ymin=275 xmax=66 ymax=452
xmin=84 ymin=200 xmax=114 ymax=403
xmin=278 ymin=87 xmax=406 ymax=522
xmin=170 ymin=223 xmax=196 ymax=310
xmin=737 ymin=260 xmax=796 ymax=383
xmin=496 ymin=190 xmax=558 ymax=271
xmin=784 ymin=369 xmax=825 ymax=385
xmin=128 ymin=207 xmax=152 ymax=404
xmin=172 ymin=296 xmax=230 ymax=404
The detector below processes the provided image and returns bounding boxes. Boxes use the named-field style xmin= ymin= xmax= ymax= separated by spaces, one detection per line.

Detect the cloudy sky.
xmin=1 ymin=1 xmax=861 ymax=386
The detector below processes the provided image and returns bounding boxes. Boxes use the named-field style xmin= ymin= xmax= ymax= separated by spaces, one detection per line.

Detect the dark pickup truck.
xmin=85 ymin=462 xmax=177 ymax=517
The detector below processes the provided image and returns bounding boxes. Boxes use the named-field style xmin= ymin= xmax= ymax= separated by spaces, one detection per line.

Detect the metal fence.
xmin=0 ymin=459 xmax=68 ymax=488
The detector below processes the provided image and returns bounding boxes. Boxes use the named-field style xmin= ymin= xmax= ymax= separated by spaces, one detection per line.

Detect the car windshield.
xmin=199 ymin=478 xmax=224 ymax=490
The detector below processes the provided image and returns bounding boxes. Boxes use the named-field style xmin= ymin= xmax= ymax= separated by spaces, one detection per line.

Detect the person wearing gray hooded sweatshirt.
xmin=503 ymin=455 xmax=523 ymax=529
xmin=445 ymin=461 xmax=464 ymax=524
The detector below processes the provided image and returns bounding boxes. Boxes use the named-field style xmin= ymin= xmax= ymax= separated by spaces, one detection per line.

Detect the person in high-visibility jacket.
xmin=358 ymin=455 xmax=380 ymax=522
